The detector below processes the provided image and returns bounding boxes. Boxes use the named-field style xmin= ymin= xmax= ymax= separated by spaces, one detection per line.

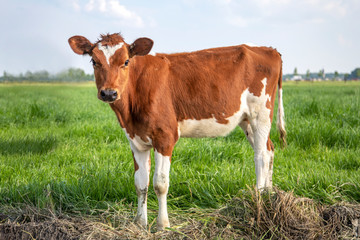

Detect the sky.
xmin=0 ymin=0 xmax=359 ymax=75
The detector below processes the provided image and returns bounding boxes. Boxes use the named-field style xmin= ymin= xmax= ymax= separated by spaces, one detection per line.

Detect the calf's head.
xmin=68 ymin=33 xmax=153 ymax=103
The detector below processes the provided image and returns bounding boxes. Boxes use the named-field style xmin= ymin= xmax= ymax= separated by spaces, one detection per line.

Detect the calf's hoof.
xmin=157 ymin=220 xmax=170 ymax=231
xmin=134 ymin=215 xmax=147 ymax=229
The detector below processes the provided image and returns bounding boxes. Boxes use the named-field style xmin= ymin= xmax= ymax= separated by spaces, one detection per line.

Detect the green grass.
xmin=0 ymin=81 xmax=359 ymax=220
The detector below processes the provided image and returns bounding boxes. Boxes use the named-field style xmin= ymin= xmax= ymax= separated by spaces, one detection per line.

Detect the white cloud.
xmin=254 ymin=0 xmax=290 ymax=6
xmin=98 ymin=0 xmax=107 ymax=12
xmin=302 ymin=0 xmax=348 ymax=17
xmin=71 ymin=0 xmax=81 ymax=11
xmin=220 ymin=0 xmax=354 ymax=30
xmin=211 ymin=0 xmax=232 ymax=5
xmin=83 ymin=0 xmax=144 ymax=27
xmin=85 ymin=0 xmax=95 ymax=11
xmin=108 ymin=0 xmax=143 ymax=27
xmin=324 ymin=1 xmax=347 ymax=16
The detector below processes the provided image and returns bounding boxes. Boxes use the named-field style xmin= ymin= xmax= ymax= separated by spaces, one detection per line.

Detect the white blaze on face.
xmin=98 ymin=42 xmax=124 ymax=65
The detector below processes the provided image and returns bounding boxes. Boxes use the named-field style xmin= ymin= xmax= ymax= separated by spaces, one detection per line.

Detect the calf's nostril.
xmin=100 ymin=89 xmax=118 ymax=101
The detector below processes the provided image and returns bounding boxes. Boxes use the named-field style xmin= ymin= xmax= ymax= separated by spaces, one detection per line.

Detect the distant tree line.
xmin=349 ymin=68 xmax=360 ymax=80
xmin=2 ymin=67 xmax=360 ymax=83
xmin=0 ymin=68 xmax=94 ymax=83
xmin=284 ymin=67 xmax=360 ymax=81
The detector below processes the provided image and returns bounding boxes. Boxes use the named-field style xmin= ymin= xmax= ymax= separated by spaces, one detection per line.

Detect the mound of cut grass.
xmin=1 ymin=188 xmax=359 ymax=239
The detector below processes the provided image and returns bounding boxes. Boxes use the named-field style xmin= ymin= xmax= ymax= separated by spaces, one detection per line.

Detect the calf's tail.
xmin=276 ymin=66 xmax=287 ymax=147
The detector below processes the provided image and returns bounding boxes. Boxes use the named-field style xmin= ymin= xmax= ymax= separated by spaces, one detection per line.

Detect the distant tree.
xmin=25 ymin=71 xmax=33 ymax=79
xmin=306 ymin=70 xmax=311 ymax=80
xmin=55 ymin=68 xmax=93 ymax=82
xmin=2 ymin=71 xmax=7 ymax=82
xmin=33 ymin=70 xmax=50 ymax=81
xmin=68 ymin=68 xmax=85 ymax=78
xmin=348 ymin=68 xmax=360 ymax=80
xmin=3 ymin=71 xmax=15 ymax=82
xmin=0 ymin=71 xmax=5 ymax=82
xmin=293 ymin=67 xmax=298 ymax=75
xmin=318 ymin=69 xmax=325 ymax=79
xmin=353 ymin=68 xmax=360 ymax=78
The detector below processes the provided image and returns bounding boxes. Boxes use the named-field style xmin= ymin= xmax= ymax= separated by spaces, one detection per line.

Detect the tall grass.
xmin=0 ymin=82 xmax=359 ymax=218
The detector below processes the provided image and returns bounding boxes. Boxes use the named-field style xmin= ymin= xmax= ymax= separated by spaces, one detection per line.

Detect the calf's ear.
xmin=128 ymin=38 xmax=154 ymax=57
xmin=68 ymin=36 xmax=93 ymax=55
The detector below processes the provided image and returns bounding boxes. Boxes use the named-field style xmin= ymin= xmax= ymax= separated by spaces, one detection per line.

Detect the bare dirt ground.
xmin=1 ymin=189 xmax=359 ymax=239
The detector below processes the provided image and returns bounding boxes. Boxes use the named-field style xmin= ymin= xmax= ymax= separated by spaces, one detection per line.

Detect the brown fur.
xmin=68 ymin=33 xmax=284 ymax=157
xmin=96 ymin=33 xmax=125 ymax=47
xmin=68 ymin=34 xmax=286 ymax=229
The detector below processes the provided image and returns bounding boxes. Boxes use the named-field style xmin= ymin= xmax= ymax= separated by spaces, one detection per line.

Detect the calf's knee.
xmin=153 ymin=173 xmax=169 ymax=195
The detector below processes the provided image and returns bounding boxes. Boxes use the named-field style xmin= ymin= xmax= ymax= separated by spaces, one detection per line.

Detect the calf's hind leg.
xmin=266 ymin=137 xmax=275 ymax=188
xmin=250 ymin=116 xmax=274 ymax=190
xmin=239 ymin=119 xmax=254 ymax=149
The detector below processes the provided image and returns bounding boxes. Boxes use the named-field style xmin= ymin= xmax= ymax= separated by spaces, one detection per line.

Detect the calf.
xmin=68 ymin=33 xmax=286 ymax=230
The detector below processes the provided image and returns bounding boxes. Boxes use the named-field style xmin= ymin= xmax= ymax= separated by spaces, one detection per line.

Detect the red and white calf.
xmin=68 ymin=33 xmax=286 ymax=230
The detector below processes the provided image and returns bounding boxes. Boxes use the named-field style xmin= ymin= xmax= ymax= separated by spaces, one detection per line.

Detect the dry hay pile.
xmin=0 ymin=188 xmax=359 ymax=239
xmin=217 ymin=188 xmax=360 ymax=239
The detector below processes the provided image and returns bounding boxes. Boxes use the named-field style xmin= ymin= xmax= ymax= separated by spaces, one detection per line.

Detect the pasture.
xmin=0 ymin=81 xmax=359 ymax=238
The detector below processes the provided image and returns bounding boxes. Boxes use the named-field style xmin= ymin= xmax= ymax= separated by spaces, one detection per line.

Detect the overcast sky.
xmin=1 ymin=0 xmax=359 ymax=75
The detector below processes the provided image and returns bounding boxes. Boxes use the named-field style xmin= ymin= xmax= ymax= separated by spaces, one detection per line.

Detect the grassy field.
xmin=0 ymin=81 xmax=359 ymax=238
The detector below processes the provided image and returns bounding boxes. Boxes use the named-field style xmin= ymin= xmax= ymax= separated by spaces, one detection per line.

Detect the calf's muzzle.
xmin=100 ymin=89 xmax=118 ymax=102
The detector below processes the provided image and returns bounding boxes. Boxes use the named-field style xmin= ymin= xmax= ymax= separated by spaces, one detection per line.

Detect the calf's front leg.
xmin=153 ymin=149 xmax=171 ymax=230
xmin=131 ymin=144 xmax=151 ymax=228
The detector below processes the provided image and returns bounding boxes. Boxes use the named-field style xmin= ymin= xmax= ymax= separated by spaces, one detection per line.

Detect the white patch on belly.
xmin=178 ymin=78 xmax=271 ymax=138
xmin=178 ymin=112 xmax=243 ymax=138
xmin=98 ymin=42 xmax=124 ymax=65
